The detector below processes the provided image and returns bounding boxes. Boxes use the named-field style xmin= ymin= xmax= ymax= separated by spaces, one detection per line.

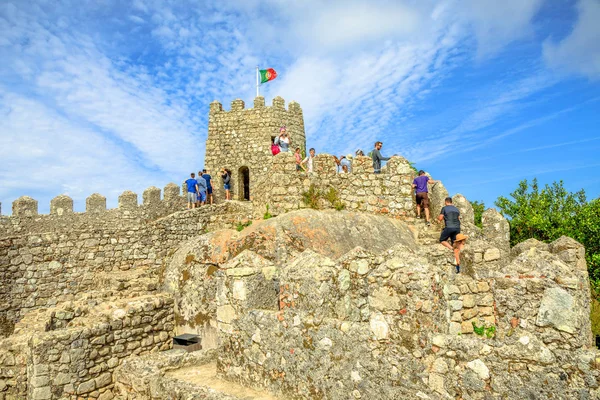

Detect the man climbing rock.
xmin=437 ymin=197 xmax=463 ymax=273
xmin=412 ymin=170 xmax=437 ymax=225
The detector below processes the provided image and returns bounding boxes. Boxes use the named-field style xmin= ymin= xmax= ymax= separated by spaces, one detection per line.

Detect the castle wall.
xmin=0 ymin=191 xmax=254 ymax=330
xmin=204 ymin=97 xmax=306 ymax=204
xmin=251 ymin=152 xmax=416 ymax=219
xmin=215 ymin=237 xmax=599 ymax=399
xmin=0 ymin=294 xmax=174 ymax=400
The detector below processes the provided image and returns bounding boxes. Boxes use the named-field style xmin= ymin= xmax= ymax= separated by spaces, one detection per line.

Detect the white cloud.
xmin=543 ymin=0 xmax=600 ymax=79
xmin=0 ymin=92 xmax=168 ymax=212
xmin=454 ymin=0 xmax=544 ymax=59
xmin=1 ymin=0 xmax=593 ymax=213
xmin=129 ymin=15 xmax=145 ymax=24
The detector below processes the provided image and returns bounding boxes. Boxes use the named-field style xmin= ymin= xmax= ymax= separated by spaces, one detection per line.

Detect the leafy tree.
xmin=471 ymin=200 xmax=485 ymax=228
xmin=495 ymin=179 xmax=586 ymax=246
xmin=569 ymin=198 xmax=600 ymax=281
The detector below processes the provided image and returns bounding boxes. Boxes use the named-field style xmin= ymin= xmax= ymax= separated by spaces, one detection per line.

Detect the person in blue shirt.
xmin=185 ymin=173 xmax=199 ymax=209
xmin=202 ymin=169 xmax=213 ymax=205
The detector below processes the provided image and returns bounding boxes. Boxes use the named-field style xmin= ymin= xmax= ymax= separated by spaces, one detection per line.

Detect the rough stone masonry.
xmin=0 ymin=96 xmax=598 ymax=399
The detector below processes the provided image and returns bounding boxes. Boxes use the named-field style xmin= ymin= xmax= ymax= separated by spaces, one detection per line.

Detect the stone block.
xmin=50 ymin=194 xmax=73 ymax=215
xmin=95 ymin=372 xmax=112 ymax=388
xmin=461 ymin=320 xmax=474 ymax=333
xmin=77 ymin=379 xmax=96 ymax=394
xmin=452 ymin=194 xmax=474 ymax=225
xmin=163 ymin=183 xmax=180 ymax=201
xmin=536 ymin=287 xmax=579 ymax=333
xmin=143 ymin=186 xmax=161 ymax=205
xmin=118 ymin=191 xmax=138 ymax=209
xmin=31 ymin=386 xmax=51 ymax=400
xmin=466 ymin=359 xmax=490 ymax=380
xmin=231 ymin=99 xmax=245 ymax=111
xmin=86 ymin=193 xmax=106 ymax=213
xmin=254 ymin=96 xmax=265 ymax=108
xmin=484 ymin=248 xmax=501 ymax=261
xmin=462 ymin=295 xmax=476 ymax=308
xmin=209 ymin=100 xmax=223 ymax=113
xmin=369 ymin=312 xmax=389 ymax=340
xmin=273 ymin=96 xmax=285 ymax=109
xmin=12 ymin=196 xmax=38 ymax=216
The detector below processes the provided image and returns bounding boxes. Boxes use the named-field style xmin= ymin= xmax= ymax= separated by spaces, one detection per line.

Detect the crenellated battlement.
xmin=0 ymin=183 xmax=190 ymax=238
xmin=4 ymin=183 xmax=182 ymax=218
xmin=209 ymin=96 xmax=303 ymax=114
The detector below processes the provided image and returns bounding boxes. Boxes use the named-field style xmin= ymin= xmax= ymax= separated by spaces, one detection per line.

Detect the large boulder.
xmin=163 ymin=209 xmax=416 ymax=342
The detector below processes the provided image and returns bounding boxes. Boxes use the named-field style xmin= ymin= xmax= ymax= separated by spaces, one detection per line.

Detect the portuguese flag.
xmin=260 ymin=68 xmax=277 ymax=84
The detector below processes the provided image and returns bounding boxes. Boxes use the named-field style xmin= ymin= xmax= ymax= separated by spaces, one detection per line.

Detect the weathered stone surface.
xmin=452 ymin=194 xmax=474 ymax=225
xmin=466 ymin=359 xmax=490 ymax=380
xmin=482 ymin=208 xmax=510 ymax=254
xmin=50 ymin=194 xmax=73 ymax=215
xmin=536 ymin=287 xmax=579 ymax=333
xmin=12 ymin=196 xmax=38 ymax=217
xmin=86 ymin=193 xmax=106 ymax=213
xmin=118 ymin=190 xmax=138 ymax=209
xmin=511 ymin=238 xmax=549 ymax=257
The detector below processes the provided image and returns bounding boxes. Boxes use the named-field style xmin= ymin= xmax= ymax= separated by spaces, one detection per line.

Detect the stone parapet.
xmin=50 ymin=194 xmax=73 ymax=215
xmin=12 ymin=196 xmax=38 ymax=217
xmin=118 ymin=190 xmax=138 ymax=209
xmin=86 ymin=193 xmax=106 ymax=213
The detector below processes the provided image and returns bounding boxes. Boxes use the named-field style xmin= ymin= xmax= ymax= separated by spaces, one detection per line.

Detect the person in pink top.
xmin=295 ymin=147 xmax=305 ymax=171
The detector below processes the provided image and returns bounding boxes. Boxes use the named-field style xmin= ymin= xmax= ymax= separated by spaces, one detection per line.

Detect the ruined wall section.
xmin=0 ymin=294 xmax=174 ymax=400
xmin=216 ymin=237 xmax=600 ymax=399
xmin=252 ymin=152 xmax=416 ymax=219
xmin=204 ymin=96 xmax=306 ymax=203
xmin=0 ymin=198 xmax=253 ymax=329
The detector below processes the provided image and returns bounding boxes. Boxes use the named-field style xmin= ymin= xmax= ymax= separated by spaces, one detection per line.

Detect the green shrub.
xmin=263 ymin=204 xmax=273 ymax=220
xmin=301 ymin=184 xmax=322 ymax=209
xmin=236 ymin=220 xmax=252 ymax=232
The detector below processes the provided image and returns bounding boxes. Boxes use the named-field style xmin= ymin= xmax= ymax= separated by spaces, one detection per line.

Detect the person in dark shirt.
xmin=371 ymin=141 xmax=391 ymax=174
xmin=437 ymin=197 xmax=464 ymax=273
xmin=412 ymin=170 xmax=437 ymax=225
xmin=221 ymin=168 xmax=231 ymax=200
xmin=202 ymin=169 xmax=213 ymax=205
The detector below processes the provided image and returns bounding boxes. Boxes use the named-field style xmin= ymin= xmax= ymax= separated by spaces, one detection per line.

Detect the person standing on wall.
xmin=437 ymin=197 xmax=464 ymax=273
xmin=185 ymin=173 xmax=199 ymax=210
xmin=196 ymin=170 xmax=208 ymax=206
xmin=202 ymin=168 xmax=213 ymax=205
xmin=371 ymin=141 xmax=391 ymax=174
xmin=412 ymin=170 xmax=437 ymax=226
xmin=302 ymin=148 xmax=316 ymax=173
xmin=274 ymin=126 xmax=290 ymax=152
xmin=295 ymin=147 xmax=305 ymax=171
xmin=221 ymin=168 xmax=232 ymax=200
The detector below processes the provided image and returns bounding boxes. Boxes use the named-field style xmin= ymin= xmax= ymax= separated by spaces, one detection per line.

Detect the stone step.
xmin=165 ymin=362 xmax=281 ymax=399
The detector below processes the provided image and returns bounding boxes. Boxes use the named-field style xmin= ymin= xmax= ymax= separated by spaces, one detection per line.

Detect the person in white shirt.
xmin=302 ymin=148 xmax=315 ymax=173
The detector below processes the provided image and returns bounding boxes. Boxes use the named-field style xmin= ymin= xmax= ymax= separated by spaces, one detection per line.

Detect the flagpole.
xmin=256 ymin=66 xmax=259 ymax=98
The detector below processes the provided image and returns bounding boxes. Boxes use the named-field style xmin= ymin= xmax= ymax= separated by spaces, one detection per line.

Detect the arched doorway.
xmin=239 ymin=167 xmax=250 ymax=201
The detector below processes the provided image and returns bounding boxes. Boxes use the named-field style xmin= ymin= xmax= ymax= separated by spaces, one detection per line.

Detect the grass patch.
xmin=236 ymin=220 xmax=252 ymax=232
xmin=263 ymin=204 xmax=273 ymax=220
xmin=301 ymin=184 xmax=345 ymax=211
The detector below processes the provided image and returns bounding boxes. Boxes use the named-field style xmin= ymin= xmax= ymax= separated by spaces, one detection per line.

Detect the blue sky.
xmin=0 ymin=0 xmax=599 ymax=214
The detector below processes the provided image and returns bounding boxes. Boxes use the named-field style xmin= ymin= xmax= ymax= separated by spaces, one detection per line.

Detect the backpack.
xmin=271 ymin=143 xmax=281 ymax=155
xmin=367 ymin=150 xmax=373 ymax=158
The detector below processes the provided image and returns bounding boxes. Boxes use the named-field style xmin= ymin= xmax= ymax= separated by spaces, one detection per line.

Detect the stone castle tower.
xmin=204 ymin=96 xmax=306 ymax=202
